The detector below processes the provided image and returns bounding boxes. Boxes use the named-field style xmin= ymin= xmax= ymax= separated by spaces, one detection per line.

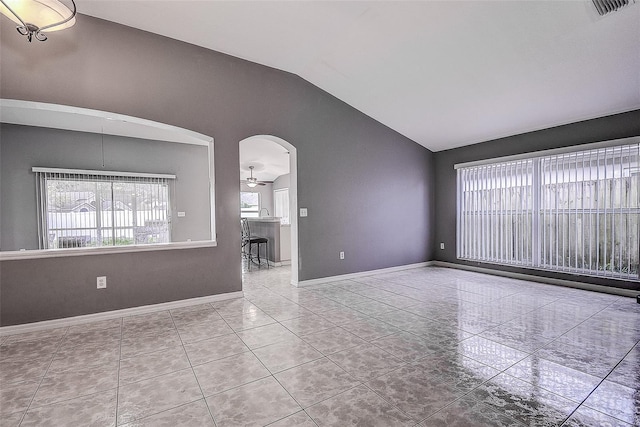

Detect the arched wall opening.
xmin=239 ymin=135 xmax=299 ymax=285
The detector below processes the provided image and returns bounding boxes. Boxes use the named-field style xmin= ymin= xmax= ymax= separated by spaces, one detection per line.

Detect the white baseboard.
xmin=0 ymin=291 xmax=244 ymax=337
xmin=295 ymin=262 xmax=433 ymax=287
xmin=431 ymin=261 xmax=638 ymax=298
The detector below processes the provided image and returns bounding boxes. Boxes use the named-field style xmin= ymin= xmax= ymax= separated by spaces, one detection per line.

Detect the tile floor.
xmin=1 ymin=265 xmax=639 ymax=426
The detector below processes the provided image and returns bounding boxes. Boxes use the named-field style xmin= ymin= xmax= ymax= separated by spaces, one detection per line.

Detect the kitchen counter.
xmin=245 ymin=217 xmax=290 ymax=264
xmin=246 ymin=217 xmax=282 ymax=223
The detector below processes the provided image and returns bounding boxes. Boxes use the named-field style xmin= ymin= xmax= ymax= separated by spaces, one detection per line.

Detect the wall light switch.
xmin=440 ymin=243 xmax=445 ymax=250
xmin=97 ymin=276 xmax=107 ymax=289
xmin=177 ymin=211 xmax=186 ymax=217
xmin=300 ymin=208 xmax=308 ymax=217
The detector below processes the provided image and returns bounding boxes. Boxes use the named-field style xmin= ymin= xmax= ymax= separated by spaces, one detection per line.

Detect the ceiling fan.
xmin=244 ymin=166 xmax=266 ymax=187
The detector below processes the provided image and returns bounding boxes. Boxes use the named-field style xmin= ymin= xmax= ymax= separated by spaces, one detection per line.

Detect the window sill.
xmin=457 ymin=257 xmax=640 ymax=283
xmin=0 ymin=240 xmax=217 ymax=261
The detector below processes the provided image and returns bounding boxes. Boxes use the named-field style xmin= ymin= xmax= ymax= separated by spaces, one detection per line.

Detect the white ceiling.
xmin=239 ymin=137 xmax=290 ymax=182
xmin=80 ymin=1 xmax=640 ymax=152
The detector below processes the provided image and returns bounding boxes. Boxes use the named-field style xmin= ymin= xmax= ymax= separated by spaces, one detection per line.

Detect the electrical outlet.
xmin=300 ymin=208 xmax=308 ymax=217
xmin=440 ymin=243 xmax=445 ymax=250
xmin=97 ymin=276 xmax=107 ymax=289
xmin=339 ymin=251 xmax=345 ymax=260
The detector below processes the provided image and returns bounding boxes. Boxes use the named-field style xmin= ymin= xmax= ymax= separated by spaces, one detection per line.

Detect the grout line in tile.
xmin=359 ymin=380 xmax=424 ymax=424
xmin=17 ymin=327 xmax=71 ymax=425
xmin=264 ymin=410 xmax=321 ymax=427
xmin=298 ymin=382 xmax=364 ymax=411
xmin=559 ymin=337 xmax=640 ymax=426
xmin=166 ymin=308 xmax=218 ymax=427
xmin=238 ymin=298 xmax=372 ymax=414
xmin=114 ymin=316 xmax=123 ymax=426
xmin=5 ymin=265 xmax=638 ymax=426
xmin=118 ymin=398 xmax=211 ymax=427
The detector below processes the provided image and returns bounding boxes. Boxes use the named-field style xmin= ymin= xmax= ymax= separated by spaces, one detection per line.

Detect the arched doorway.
xmin=239 ymin=135 xmax=299 ymax=285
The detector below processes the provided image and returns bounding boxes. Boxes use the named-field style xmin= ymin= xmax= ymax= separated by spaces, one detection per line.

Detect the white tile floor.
xmin=1 ymin=265 xmax=639 ymax=426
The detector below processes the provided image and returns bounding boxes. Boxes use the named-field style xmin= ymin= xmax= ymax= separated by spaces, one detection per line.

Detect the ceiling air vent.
xmin=592 ymin=0 xmax=636 ymax=16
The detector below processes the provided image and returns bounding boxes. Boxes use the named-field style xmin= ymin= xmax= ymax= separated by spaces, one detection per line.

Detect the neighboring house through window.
xmin=34 ymin=168 xmax=174 ymax=249
xmin=240 ymin=192 xmax=260 ymax=218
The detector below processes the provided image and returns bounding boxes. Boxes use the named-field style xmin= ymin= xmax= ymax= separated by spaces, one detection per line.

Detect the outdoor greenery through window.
xmin=35 ymin=168 xmax=173 ymax=249
xmin=456 ymin=141 xmax=640 ymax=281
xmin=240 ymin=192 xmax=260 ymax=218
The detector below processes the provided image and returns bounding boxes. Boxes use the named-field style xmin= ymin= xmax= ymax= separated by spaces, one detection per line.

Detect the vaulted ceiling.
xmin=80 ymin=1 xmax=640 ymax=152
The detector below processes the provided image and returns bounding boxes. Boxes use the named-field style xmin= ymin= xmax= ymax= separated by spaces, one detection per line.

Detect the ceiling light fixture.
xmin=0 ymin=0 xmax=76 ymax=42
xmin=246 ymin=166 xmax=258 ymax=188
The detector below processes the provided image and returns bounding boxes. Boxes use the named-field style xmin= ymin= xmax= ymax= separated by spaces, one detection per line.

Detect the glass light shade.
xmin=0 ymin=0 xmax=75 ymax=32
xmin=246 ymin=179 xmax=258 ymax=188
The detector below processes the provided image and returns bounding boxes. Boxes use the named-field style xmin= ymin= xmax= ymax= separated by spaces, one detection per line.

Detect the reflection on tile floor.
xmin=1 ymin=265 xmax=639 ymax=426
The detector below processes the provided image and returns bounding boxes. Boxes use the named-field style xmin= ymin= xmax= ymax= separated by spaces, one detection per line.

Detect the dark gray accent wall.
xmin=433 ymin=110 xmax=640 ymax=291
xmin=0 ymin=15 xmax=434 ymax=325
xmin=0 ymin=124 xmax=211 ymax=251
xmin=0 ymin=248 xmax=238 ymax=326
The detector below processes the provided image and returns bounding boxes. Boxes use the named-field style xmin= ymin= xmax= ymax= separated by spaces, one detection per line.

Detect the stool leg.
xmin=257 ymin=242 xmax=261 ymax=266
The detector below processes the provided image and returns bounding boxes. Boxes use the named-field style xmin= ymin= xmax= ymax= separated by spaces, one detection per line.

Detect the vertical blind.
xmin=457 ymin=159 xmax=535 ymax=267
xmin=457 ymin=142 xmax=640 ymax=281
xmin=34 ymin=168 xmax=174 ymax=249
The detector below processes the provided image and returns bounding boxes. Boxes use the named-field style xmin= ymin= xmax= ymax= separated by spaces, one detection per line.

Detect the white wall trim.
xmin=1 ymin=99 xmax=213 ymax=146
xmin=0 ymin=291 xmax=243 ymax=337
xmin=0 ymin=240 xmax=217 ymax=261
xmin=239 ymin=135 xmax=298 ymax=285
xmin=454 ymin=135 xmax=640 ymax=169
xmin=295 ymin=262 xmax=433 ymax=287
xmin=432 ymin=261 xmax=639 ymax=298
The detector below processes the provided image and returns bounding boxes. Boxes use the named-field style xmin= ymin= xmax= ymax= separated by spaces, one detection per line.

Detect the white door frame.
xmin=239 ymin=135 xmax=299 ymax=285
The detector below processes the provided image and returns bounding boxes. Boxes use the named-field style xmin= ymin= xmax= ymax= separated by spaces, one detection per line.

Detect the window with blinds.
xmin=457 ymin=159 xmax=535 ymax=267
xmin=34 ymin=168 xmax=174 ymax=249
xmin=457 ymin=141 xmax=640 ymax=281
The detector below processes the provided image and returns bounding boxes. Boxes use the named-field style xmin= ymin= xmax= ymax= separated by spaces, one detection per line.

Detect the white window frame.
xmin=456 ymin=136 xmax=640 ymax=282
xmin=0 ymin=100 xmax=217 ymax=261
xmin=34 ymin=167 xmax=174 ymax=250
xmin=240 ymin=191 xmax=260 ymax=218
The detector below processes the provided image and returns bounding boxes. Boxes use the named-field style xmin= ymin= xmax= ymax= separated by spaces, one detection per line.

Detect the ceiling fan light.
xmin=0 ymin=0 xmax=76 ymax=42
xmin=245 ymin=165 xmax=259 ymax=187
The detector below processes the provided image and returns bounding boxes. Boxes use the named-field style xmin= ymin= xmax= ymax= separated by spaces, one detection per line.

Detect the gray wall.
xmin=273 ymin=174 xmax=290 ymax=191
xmin=0 ymin=15 xmax=434 ymax=325
xmin=433 ymin=110 xmax=640 ymax=292
xmin=0 ymin=124 xmax=211 ymax=251
xmin=0 ymin=248 xmax=238 ymax=326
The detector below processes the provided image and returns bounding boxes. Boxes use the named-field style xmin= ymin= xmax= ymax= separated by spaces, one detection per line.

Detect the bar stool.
xmin=241 ymin=218 xmax=269 ymax=270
